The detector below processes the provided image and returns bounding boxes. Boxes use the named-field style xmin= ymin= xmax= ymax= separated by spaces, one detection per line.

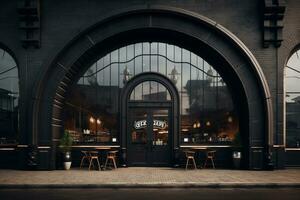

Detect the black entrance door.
xmin=127 ymin=106 xmax=172 ymax=166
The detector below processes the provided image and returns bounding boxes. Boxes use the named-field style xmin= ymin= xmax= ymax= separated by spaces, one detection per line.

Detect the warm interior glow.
xmin=89 ymin=117 xmax=95 ymax=123
xmin=193 ymin=123 xmax=197 ymax=128
xmin=158 ymin=130 xmax=168 ymax=134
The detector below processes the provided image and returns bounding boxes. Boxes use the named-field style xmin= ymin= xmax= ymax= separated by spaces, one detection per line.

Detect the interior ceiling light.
xmin=193 ymin=123 xmax=197 ymax=128
xmin=89 ymin=117 xmax=95 ymax=123
xmin=97 ymin=119 xmax=101 ymax=124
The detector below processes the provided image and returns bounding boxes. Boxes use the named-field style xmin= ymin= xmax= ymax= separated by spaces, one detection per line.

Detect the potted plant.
xmin=232 ymin=131 xmax=242 ymax=169
xmin=59 ymin=130 xmax=73 ymax=170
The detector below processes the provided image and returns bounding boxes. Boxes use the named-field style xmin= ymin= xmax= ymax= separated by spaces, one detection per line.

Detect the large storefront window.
xmin=64 ymin=42 xmax=239 ymax=145
xmin=286 ymin=49 xmax=300 ymax=148
xmin=0 ymin=49 xmax=19 ymax=144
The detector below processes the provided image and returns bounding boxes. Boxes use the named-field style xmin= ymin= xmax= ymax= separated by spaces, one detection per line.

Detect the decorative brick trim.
xmin=263 ymin=0 xmax=286 ymax=48
xmin=18 ymin=0 xmax=41 ymax=48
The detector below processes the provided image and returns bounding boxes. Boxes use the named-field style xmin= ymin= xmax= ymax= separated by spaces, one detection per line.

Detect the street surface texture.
xmin=0 ymin=168 xmax=299 ymax=186
xmin=0 ymin=188 xmax=300 ymax=200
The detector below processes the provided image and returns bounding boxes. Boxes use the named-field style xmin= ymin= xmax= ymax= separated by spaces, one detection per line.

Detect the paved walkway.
xmin=0 ymin=168 xmax=300 ymax=188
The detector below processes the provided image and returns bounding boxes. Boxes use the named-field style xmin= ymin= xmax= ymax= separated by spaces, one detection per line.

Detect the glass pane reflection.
xmin=130 ymin=109 xmax=147 ymax=144
xmin=64 ymin=42 xmax=239 ymax=145
xmin=286 ymin=49 xmax=300 ymax=148
xmin=152 ymin=109 xmax=169 ymax=146
xmin=0 ymin=49 xmax=19 ymax=144
xmin=130 ymin=81 xmax=171 ymax=101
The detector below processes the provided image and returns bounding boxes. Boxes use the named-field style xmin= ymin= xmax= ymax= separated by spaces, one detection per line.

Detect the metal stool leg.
xmin=96 ymin=158 xmax=101 ymax=171
xmin=88 ymin=158 xmax=93 ymax=170
xmin=112 ymin=157 xmax=117 ymax=169
xmin=104 ymin=157 xmax=109 ymax=169
xmin=192 ymin=158 xmax=197 ymax=169
xmin=80 ymin=157 xmax=85 ymax=169
xmin=185 ymin=158 xmax=189 ymax=170
xmin=211 ymin=158 xmax=215 ymax=169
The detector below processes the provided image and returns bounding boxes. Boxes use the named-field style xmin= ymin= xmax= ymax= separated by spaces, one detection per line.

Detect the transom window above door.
xmin=130 ymin=81 xmax=171 ymax=101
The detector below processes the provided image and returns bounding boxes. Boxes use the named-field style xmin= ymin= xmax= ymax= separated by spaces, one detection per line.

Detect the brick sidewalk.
xmin=0 ymin=168 xmax=300 ymax=188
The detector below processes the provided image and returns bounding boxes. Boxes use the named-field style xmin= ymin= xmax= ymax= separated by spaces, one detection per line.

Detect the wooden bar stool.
xmin=88 ymin=151 xmax=101 ymax=171
xmin=204 ymin=150 xmax=216 ymax=169
xmin=104 ymin=150 xmax=118 ymax=170
xmin=184 ymin=150 xmax=197 ymax=170
xmin=80 ymin=150 xmax=92 ymax=169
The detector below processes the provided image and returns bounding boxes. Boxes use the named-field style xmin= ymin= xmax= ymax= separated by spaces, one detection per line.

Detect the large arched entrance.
xmin=32 ymin=7 xmax=273 ymax=170
xmin=62 ymin=41 xmax=241 ymax=168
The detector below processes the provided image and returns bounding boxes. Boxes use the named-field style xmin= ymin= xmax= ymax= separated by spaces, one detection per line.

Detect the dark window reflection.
xmin=130 ymin=109 xmax=147 ymax=144
xmin=286 ymin=50 xmax=300 ymax=148
xmin=181 ymin=65 xmax=238 ymax=145
xmin=65 ymin=81 xmax=119 ymax=144
xmin=64 ymin=42 xmax=239 ymax=145
xmin=0 ymin=49 xmax=19 ymax=144
xmin=130 ymin=81 xmax=171 ymax=101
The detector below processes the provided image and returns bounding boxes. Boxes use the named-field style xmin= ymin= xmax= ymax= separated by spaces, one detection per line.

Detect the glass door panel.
xmin=131 ymin=110 xmax=147 ymax=144
xmin=127 ymin=108 xmax=149 ymax=165
xmin=149 ymin=108 xmax=171 ymax=166
xmin=152 ymin=109 xmax=169 ymax=146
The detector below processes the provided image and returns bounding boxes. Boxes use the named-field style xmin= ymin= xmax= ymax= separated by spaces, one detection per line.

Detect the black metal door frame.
xmin=120 ymin=72 xmax=180 ymax=167
xmin=127 ymin=103 xmax=172 ymax=166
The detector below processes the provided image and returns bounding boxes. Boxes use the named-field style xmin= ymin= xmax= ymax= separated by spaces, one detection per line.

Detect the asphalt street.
xmin=0 ymin=188 xmax=300 ymax=200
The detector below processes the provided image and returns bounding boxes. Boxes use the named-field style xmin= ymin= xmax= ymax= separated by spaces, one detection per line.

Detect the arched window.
xmin=285 ymin=49 xmax=300 ymax=148
xmin=64 ymin=42 xmax=239 ymax=145
xmin=0 ymin=48 xmax=19 ymax=144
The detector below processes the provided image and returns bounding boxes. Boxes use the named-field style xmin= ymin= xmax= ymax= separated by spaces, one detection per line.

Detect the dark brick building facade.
xmin=0 ymin=0 xmax=299 ymax=170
